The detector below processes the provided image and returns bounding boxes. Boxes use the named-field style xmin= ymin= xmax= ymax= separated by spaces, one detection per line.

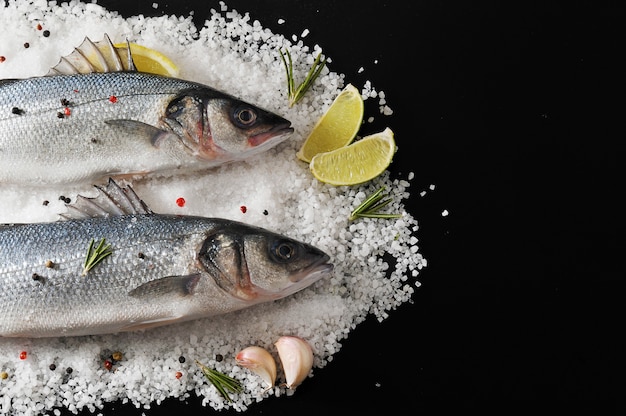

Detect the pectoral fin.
xmin=104 ymin=119 xmax=171 ymax=146
xmin=104 ymin=119 xmax=181 ymax=150
xmin=128 ymin=274 xmax=201 ymax=299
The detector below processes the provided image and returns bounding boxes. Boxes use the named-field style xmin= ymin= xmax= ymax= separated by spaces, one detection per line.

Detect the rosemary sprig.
xmin=82 ymin=238 xmax=112 ymax=276
xmin=349 ymin=187 xmax=403 ymax=221
xmin=279 ymin=49 xmax=327 ymax=107
xmin=196 ymin=360 xmax=243 ymax=403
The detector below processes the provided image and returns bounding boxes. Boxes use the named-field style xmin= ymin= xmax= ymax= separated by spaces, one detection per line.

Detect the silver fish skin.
xmin=0 ymin=180 xmax=332 ymax=338
xmin=0 ymin=38 xmax=293 ymax=186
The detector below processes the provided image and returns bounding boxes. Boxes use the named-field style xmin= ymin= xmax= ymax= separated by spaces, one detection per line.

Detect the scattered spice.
xmin=19 ymin=351 xmax=27 ymax=360
xmin=178 ymin=356 xmax=186 ymax=363
xmin=109 ymin=95 xmax=118 ymax=103
xmin=99 ymin=350 xmax=124 ymax=372
xmin=215 ymin=354 xmax=223 ymax=362
xmin=32 ymin=273 xmax=44 ymax=282
xmin=56 ymin=111 xmax=64 ymax=119
xmin=42 ymin=200 xmax=49 ymax=206
xmin=36 ymin=23 xmax=42 ymax=30
xmin=196 ymin=360 xmax=242 ymax=403
xmin=60 ymin=98 xmax=70 ymax=106
xmin=240 ymin=205 xmax=247 ymax=214
xmin=11 ymin=107 xmax=24 ymax=115
xmin=65 ymin=367 xmax=73 ymax=374
xmin=58 ymin=195 xmax=70 ymax=203
xmin=0 ymin=56 xmax=5 ymax=63
xmin=63 ymin=107 xmax=71 ymax=116
xmin=23 ymin=42 xmax=30 ymax=48
xmin=82 ymin=238 xmax=113 ymax=276
xmin=262 ymin=209 xmax=268 ymax=215
xmin=49 ymin=364 xmax=56 ymax=371
xmin=176 ymin=197 xmax=185 ymax=207
xmin=45 ymin=260 xmax=55 ymax=268
xmin=175 ymin=371 xmax=183 ymax=379
xmin=43 ymin=30 xmax=50 ymax=37
xmin=137 ymin=252 xmax=145 ymax=259
xmin=0 ymin=372 xmax=8 ymax=380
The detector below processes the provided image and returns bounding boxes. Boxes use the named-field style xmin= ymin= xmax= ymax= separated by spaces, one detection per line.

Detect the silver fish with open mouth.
xmin=0 ymin=179 xmax=333 ymax=338
xmin=0 ymin=34 xmax=294 ymax=186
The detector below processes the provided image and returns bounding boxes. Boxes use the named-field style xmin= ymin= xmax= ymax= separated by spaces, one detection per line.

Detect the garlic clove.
xmin=275 ymin=335 xmax=314 ymax=389
xmin=235 ymin=346 xmax=277 ymax=389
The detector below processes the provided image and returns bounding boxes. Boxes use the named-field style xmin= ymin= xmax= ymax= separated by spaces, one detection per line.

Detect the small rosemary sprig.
xmin=196 ymin=360 xmax=243 ymax=403
xmin=349 ymin=187 xmax=403 ymax=221
xmin=82 ymin=238 xmax=112 ymax=276
xmin=279 ymin=49 xmax=327 ymax=107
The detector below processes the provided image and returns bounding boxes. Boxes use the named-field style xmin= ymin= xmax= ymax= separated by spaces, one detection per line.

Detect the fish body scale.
xmin=0 ymin=73 xmax=198 ymax=183
xmin=0 ymin=215 xmax=213 ymax=336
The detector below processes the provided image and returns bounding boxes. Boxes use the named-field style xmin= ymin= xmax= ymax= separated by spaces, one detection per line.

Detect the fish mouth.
xmin=248 ymin=122 xmax=294 ymax=148
xmin=282 ymin=254 xmax=333 ymax=296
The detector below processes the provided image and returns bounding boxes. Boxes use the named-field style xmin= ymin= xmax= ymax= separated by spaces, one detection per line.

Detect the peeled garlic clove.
xmin=235 ymin=346 xmax=277 ymax=389
xmin=275 ymin=335 xmax=314 ymax=389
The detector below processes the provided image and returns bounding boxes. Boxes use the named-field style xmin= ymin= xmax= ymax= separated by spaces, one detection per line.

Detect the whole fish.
xmin=0 ymin=35 xmax=293 ymax=186
xmin=0 ymin=179 xmax=333 ymax=338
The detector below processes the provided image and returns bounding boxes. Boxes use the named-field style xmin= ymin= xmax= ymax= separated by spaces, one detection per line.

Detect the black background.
xmin=58 ymin=1 xmax=624 ymax=414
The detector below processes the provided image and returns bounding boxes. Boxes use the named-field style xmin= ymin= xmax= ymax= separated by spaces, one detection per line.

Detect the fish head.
xmin=198 ymin=221 xmax=333 ymax=303
xmin=162 ymin=90 xmax=294 ymax=163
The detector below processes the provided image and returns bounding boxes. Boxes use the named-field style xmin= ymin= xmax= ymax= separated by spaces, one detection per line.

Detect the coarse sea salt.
xmin=0 ymin=1 xmax=424 ymax=415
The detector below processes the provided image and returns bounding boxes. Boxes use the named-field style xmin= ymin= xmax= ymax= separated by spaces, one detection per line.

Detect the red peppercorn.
xmin=64 ymin=107 xmax=71 ymax=116
xmin=109 ymin=95 xmax=118 ymax=103
xmin=176 ymin=197 xmax=185 ymax=207
xmin=104 ymin=359 xmax=113 ymax=371
xmin=0 ymin=56 xmax=6 ymax=63
xmin=19 ymin=351 xmax=27 ymax=360
xmin=175 ymin=371 xmax=183 ymax=379
xmin=240 ymin=205 xmax=247 ymax=213
xmin=36 ymin=23 xmax=42 ymax=31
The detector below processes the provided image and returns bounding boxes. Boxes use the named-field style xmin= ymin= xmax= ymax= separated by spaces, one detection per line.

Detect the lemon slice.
xmin=309 ymin=128 xmax=396 ymax=186
xmin=296 ymin=84 xmax=364 ymax=163
xmin=114 ymin=43 xmax=180 ymax=77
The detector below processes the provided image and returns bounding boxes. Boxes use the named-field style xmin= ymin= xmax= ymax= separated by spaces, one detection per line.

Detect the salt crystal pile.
xmin=0 ymin=1 xmax=425 ymax=414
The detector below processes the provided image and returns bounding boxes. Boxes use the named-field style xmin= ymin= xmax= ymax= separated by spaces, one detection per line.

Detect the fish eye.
xmin=232 ymin=105 xmax=258 ymax=127
xmin=271 ymin=240 xmax=297 ymax=262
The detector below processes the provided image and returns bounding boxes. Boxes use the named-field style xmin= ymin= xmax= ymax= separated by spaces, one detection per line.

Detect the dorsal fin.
xmin=47 ymin=33 xmax=137 ymax=76
xmin=60 ymin=178 xmax=152 ymax=220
